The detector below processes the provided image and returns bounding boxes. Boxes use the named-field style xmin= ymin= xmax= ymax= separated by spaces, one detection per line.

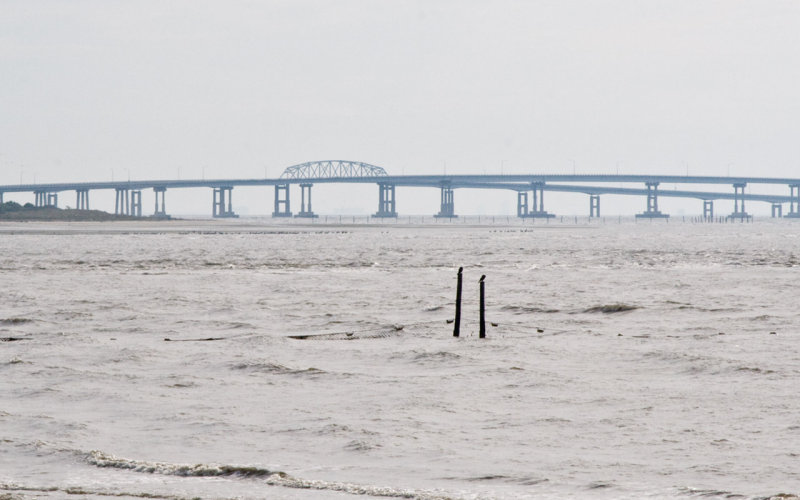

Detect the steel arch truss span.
xmin=280 ymin=160 xmax=388 ymax=180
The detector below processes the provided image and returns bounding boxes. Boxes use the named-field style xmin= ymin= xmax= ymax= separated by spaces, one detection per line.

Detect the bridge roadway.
xmin=5 ymin=173 xmax=800 ymax=193
xmin=2 ymin=163 xmax=800 ymax=219
xmin=445 ymin=181 xmax=794 ymax=202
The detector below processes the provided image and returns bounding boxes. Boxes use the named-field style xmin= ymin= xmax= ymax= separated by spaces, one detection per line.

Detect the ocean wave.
xmin=231 ymin=362 xmax=324 ymax=376
xmin=87 ymin=450 xmax=281 ymax=478
xmin=344 ymin=439 xmax=381 ymax=452
xmin=643 ymin=351 xmax=779 ymax=377
xmin=455 ymin=474 xmax=548 ymax=485
xmin=671 ymin=304 xmax=741 ymax=312
xmin=678 ymin=486 xmax=747 ymax=498
xmin=500 ymin=305 xmax=560 ymax=314
xmin=225 ymin=321 xmax=255 ymax=330
xmin=643 ymin=350 xmax=712 ymax=366
xmin=316 ymin=423 xmax=354 ymax=435
xmin=733 ymin=366 xmax=777 ymax=375
xmin=1 ymin=484 xmax=193 ymax=499
xmin=410 ymin=350 xmax=462 ymax=364
xmin=583 ymin=304 xmax=640 ymax=313
xmin=0 ymin=318 xmax=33 ymax=325
xmin=679 ymin=487 xmax=800 ymax=499
xmin=85 ymin=450 xmax=456 ymax=499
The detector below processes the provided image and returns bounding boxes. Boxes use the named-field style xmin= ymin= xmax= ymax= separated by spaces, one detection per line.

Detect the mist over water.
xmin=1 ymin=219 xmax=799 ymax=499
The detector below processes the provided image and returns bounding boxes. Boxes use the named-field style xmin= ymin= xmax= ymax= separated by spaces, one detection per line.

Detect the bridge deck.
xmin=2 ymin=173 xmax=800 ymax=194
xmin=1 ymin=171 xmax=797 ymax=213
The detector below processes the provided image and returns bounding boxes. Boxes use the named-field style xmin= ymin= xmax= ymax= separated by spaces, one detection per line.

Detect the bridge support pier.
xmin=130 ymin=190 xmax=142 ymax=217
xmin=0 ymin=192 xmax=4 ymax=204
xmin=636 ymin=182 xmax=669 ymax=218
xmin=786 ymin=184 xmax=800 ymax=218
xmin=115 ymin=188 xmax=130 ymax=215
xmin=272 ymin=184 xmax=292 ymax=217
xmin=520 ymin=182 xmax=554 ymax=218
xmin=728 ymin=183 xmax=750 ymax=221
xmin=153 ymin=187 xmax=168 ymax=218
xmin=374 ymin=183 xmax=397 ymax=218
xmin=589 ymin=195 xmax=600 ymax=218
xmin=516 ymin=191 xmax=528 ymax=217
xmin=703 ymin=200 xmax=714 ymax=220
xmin=213 ymin=187 xmax=238 ymax=218
xmin=296 ymin=183 xmax=318 ymax=218
xmin=76 ymin=190 xmax=90 ymax=210
xmin=434 ymin=185 xmax=456 ymax=218
xmin=772 ymin=203 xmax=783 ymax=218
xmin=34 ymin=191 xmax=56 ymax=207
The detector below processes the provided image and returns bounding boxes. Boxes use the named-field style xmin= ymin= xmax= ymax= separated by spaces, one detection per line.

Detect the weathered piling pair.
xmin=452 ymin=267 xmax=487 ymax=338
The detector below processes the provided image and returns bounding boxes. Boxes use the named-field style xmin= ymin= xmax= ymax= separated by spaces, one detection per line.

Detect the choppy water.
xmin=1 ymin=218 xmax=799 ymax=500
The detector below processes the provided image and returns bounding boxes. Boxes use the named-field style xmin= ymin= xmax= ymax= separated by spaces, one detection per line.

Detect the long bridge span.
xmin=2 ymin=160 xmax=800 ymax=220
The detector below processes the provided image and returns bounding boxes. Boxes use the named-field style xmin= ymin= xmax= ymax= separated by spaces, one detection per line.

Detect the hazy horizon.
xmin=2 ymin=1 xmax=799 ymax=215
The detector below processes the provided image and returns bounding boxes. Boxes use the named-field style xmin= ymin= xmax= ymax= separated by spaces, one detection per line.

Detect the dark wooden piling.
xmin=479 ymin=274 xmax=486 ymax=338
xmin=454 ymin=267 xmax=463 ymax=337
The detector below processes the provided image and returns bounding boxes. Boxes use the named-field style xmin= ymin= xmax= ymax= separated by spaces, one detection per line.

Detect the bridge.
xmin=2 ymin=159 xmax=800 ymax=220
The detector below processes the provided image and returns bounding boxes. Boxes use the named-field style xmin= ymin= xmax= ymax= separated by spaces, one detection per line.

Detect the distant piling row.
xmin=302 ymin=214 xmax=765 ymax=225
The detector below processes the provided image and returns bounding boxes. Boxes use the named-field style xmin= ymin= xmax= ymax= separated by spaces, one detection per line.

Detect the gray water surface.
xmin=1 ymin=220 xmax=799 ymax=499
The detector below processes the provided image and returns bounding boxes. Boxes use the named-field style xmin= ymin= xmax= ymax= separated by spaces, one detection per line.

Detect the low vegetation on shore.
xmin=0 ymin=201 xmax=167 ymax=221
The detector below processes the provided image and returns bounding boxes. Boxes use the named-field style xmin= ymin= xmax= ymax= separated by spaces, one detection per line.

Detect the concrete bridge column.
xmin=636 ymin=182 xmax=669 ymax=218
xmin=272 ymin=184 xmax=291 ymax=217
xmin=703 ymin=200 xmax=714 ymax=219
xmin=434 ymin=185 xmax=456 ymax=218
xmin=213 ymin=187 xmax=223 ymax=217
xmin=516 ymin=191 xmax=528 ymax=217
xmin=772 ymin=203 xmax=783 ymax=218
xmin=522 ymin=182 xmax=554 ymax=218
xmin=153 ymin=187 xmax=168 ymax=218
xmin=32 ymin=191 xmax=55 ymax=207
xmin=531 ymin=183 xmax=542 ymax=212
xmin=589 ymin=195 xmax=600 ymax=218
xmin=115 ymin=188 xmax=130 ymax=215
xmin=213 ymin=187 xmax=238 ymax=218
xmin=76 ymin=190 xmax=90 ymax=210
xmin=374 ymin=183 xmax=397 ymax=218
xmin=728 ymin=183 xmax=749 ymax=221
xmin=0 ymin=192 xmax=3 ymax=204
xmin=296 ymin=183 xmax=318 ymax=218
xmin=130 ymin=190 xmax=142 ymax=217
xmin=786 ymin=184 xmax=800 ymax=218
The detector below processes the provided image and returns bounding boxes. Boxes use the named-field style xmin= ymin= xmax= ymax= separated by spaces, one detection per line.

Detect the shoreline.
xmin=0 ymin=215 xmax=780 ymax=236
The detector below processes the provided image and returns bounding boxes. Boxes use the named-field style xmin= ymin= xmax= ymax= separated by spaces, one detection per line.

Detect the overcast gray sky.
xmin=2 ymin=1 xmax=799 ymax=215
